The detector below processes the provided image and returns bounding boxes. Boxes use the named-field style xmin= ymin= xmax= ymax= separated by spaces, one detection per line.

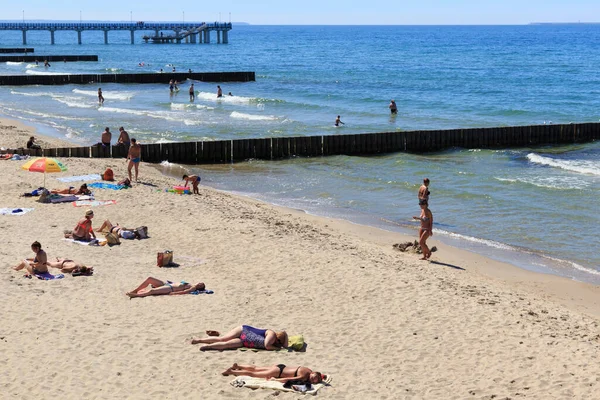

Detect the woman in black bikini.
xmin=221 ymin=363 xmax=326 ymax=384
xmin=12 ymin=241 xmax=48 ymax=274
xmin=51 ymin=184 xmax=91 ymax=195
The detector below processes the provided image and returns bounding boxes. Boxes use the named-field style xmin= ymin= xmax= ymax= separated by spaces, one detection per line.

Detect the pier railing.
xmin=3 ymin=122 xmax=598 ymax=164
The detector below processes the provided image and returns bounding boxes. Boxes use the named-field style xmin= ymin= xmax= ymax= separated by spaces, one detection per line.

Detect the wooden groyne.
xmin=0 ymin=71 xmax=255 ymax=86
xmin=0 ymin=48 xmax=34 ymax=53
xmin=3 ymin=122 xmax=598 ymax=164
xmin=0 ymin=55 xmax=98 ymax=62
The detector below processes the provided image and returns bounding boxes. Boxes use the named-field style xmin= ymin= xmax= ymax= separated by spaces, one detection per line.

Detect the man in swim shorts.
xmin=189 ymin=84 xmax=195 ymax=101
xmin=389 ymin=99 xmax=398 ymax=115
xmin=217 ymin=85 xmax=222 ymax=98
xmin=127 ymin=138 xmax=142 ymax=182
xmin=117 ymin=127 xmax=130 ymax=149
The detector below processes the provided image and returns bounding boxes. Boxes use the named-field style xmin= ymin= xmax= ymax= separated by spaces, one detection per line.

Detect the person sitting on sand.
xmin=182 ymin=174 xmax=201 ymax=195
xmin=12 ymin=241 xmax=48 ymax=275
xmin=191 ymin=325 xmax=288 ymax=351
xmin=64 ymin=210 xmax=97 ymax=241
xmin=413 ymin=202 xmax=433 ymax=260
xmin=126 ymin=277 xmax=205 ymax=298
xmin=221 ymin=363 xmax=326 ymax=384
xmin=47 ymin=258 xmax=93 ymax=274
xmin=26 ymin=136 xmax=41 ymax=150
xmin=51 ymin=184 xmax=91 ymax=195
xmin=95 ymin=219 xmax=136 ymax=239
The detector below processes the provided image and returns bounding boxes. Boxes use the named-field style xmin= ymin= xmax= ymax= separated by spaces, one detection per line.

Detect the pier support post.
xmin=217 ymin=31 xmax=221 ymax=44
xmin=104 ymin=30 xmax=108 ymax=44
xmin=130 ymin=30 xmax=135 ymax=44
xmin=77 ymin=30 xmax=82 ymax=45
xmin=155 ymin=29 xmax=159 ymax=37
xmin=190 ymin=33 xmax=196 ymax=43
xmin=204 ymin=30 xmax=210 ymax=43
xmin=22 ymin=30 xmax=27 ymax=45
xmin=50 ymin=30 xmax=55 ymax=45
xmin=223 ymin=30 xmax=229 ymax=44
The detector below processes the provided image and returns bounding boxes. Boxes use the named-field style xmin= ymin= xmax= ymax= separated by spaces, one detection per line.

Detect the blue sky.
xmin=3 ymin=1 xmax=599 ymax=25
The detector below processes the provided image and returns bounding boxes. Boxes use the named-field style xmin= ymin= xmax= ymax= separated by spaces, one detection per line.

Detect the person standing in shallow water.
xmin=189 ymin=84 xmax=195 ymax=101
xmin=217 ymin=85 xmax=223 ymax=98
xmin=389 ymin=99 xmax=398 ymax=115
xmin=335 ymin=115 xmax=344 ymax=127
xmin=98 ymin=88 xmax=104 ymax=104
xmin=418 ymin=178 xmax=430 ymax=206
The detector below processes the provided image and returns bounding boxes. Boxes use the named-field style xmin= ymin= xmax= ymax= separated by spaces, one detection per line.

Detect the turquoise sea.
xmin=0 ymin=24 xmax=598 ymax=282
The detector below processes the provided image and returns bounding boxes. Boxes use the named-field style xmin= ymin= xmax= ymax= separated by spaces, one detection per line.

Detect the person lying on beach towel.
xmin=51 ymin=184 xmax=91 ymax=195
xmin=47 ymin=258 xmax=93 ymax=275
xmin=12 ymin=241 xmax=48 ymax=275
xmin=191 ymin=325 xmax=288 ymax=351
xmin=64 ymin=209 xmax=97 ymax=242
xmin=96 ymin=219 xmax=137 ymax=239
xmin=222 ymin=363 xmax=326 ymax=385
xmin=126 ymin=277 xmax=205 ymax=298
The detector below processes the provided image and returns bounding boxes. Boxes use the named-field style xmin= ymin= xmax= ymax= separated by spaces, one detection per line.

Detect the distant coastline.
xmin=530 ymin=22 xmax=600 ymax=25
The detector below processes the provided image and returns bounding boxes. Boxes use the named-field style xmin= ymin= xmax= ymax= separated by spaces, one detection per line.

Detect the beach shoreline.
xmin=1 ymin=120 xmax=600 ymax=398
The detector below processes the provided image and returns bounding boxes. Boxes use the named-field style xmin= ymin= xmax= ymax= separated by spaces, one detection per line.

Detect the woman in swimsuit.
xmin=221 ymin=363 xmax=326 ymax=384
xmin=126 ymin=277 xmax=205 ymax=298
xmin=191 ymin=325 xmax=288 ymax=351
xmin=413 ymin=203 xmax=433 ymax=260
xmin=47 ymin=258 xmax=93 ymax=274
xmin=418 ymin=178 xmax=430 ymax=206
xmin=95 ymin=219 xmax=137 ymax=239
xmin=64 ymin=209 xmax=96 ymax=241
xmin=13 ymin=241 xmax=48 ymax=274
xmin=51 ymin=184 xmax=91 ymax=195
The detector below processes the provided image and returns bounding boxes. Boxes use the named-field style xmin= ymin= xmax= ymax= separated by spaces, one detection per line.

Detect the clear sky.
xmin=3 ymin=1 xmax=599 ymax=25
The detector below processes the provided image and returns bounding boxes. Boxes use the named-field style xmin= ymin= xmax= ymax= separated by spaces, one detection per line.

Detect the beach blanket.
xmin=72 ymin=200 xmax=116 ymax=207
xmin=62 ymin=238 xmax=100 ymax=246
xmin=189 ymin=289 xmax=214 ymax=295
xmin=0 ymin=208 xmax=34 ymax=215
xmin=239 ymin=335 xmax=305 ymax=352
xmin=230 ymin=375 xmax=332 ymax=395
xmin=88 ymin=182 xmax=127 ymax=190
xmin=57 ymin=174 xmax=102 ymax=183
xmin=34 ymin=272 xmax=65 ymax=280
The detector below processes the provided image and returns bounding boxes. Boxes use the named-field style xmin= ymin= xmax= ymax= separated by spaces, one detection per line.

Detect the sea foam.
xmin=527 ymin=153 xmax=600 ymax=176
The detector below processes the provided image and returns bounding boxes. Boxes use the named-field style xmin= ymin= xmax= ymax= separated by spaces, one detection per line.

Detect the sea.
xmin=0 ymin=24 xmax=598 ymax=283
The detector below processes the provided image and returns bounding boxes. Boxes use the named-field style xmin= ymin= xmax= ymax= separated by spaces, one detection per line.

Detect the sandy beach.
xmin=1 ymin=117 xmax=599 ymax=399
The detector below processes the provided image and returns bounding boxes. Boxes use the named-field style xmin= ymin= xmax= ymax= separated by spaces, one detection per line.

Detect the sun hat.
xmin=85 ymin=209 xmax=94 ymax=216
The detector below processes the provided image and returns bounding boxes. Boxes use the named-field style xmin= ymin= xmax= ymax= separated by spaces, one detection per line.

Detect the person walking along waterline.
xmin=413 ymin=203 xmax=433 ymax=260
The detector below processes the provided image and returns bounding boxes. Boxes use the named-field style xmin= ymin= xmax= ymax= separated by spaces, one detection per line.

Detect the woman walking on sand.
xmin=413 ymin=203 xmax=433 ymax=260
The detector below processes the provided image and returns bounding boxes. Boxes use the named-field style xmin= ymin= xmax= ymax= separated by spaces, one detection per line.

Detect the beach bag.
xmin=134 ymin=226 xmax=148 ymax=239
xmin=101 ymin=168 xmax=114 ymax=181
xmin=104 ymin=232 xmax=120 ymax=246
xmin=157 ymin=251 xmax=173 ymax=267
xmin=37 ymin=189 xmax=50 ymax=203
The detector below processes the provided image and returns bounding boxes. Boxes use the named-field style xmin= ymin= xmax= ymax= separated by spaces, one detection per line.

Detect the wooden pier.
xmin=0 ymin=55 xmax=98 ymax=63
xmin=3 ymin=122 xmax=598 ymax=164
xmin=0 ymin=22 xmax=232 ymax=45
xmin=0 ymin=72 xmax=255 ymax=86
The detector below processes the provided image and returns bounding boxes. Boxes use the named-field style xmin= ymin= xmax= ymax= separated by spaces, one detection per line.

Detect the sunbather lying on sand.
xmin=51 ymin=184 xmax=91 ymax=195
xmin=126 ymin=277 xmax=205 ymax=298
xmin=12 ymin=241 xmax=48 ymax=274
xmin=96 ymin=219 xmax=136 ymax=239
xmin=221 ymin=363 xmax=326 ymax=384
xmin=191 ymin=325 xmax=288 ymax=351
xmin=47 ymin=258 xmax=93 ymax=274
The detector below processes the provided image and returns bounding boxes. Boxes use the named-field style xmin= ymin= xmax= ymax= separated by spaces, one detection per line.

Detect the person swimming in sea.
xmin=335 ymin=115 xmax=344 ymax=127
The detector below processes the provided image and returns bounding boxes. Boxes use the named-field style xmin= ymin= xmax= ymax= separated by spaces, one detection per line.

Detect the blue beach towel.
xmin=88 ymin=182 xmax=127 ymax=190
xmin=57 ymin=174 xmax=102 ymax=183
